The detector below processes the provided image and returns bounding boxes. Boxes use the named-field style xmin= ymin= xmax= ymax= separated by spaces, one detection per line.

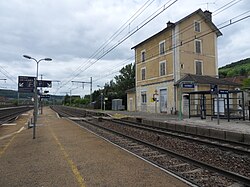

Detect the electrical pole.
xmin=40 ymin=74 xmax=43 ymax=114
xmin=72 ymin=78 xmax=92 ymax=102
xmin=90 ymin=77 xmax=92 ymax=103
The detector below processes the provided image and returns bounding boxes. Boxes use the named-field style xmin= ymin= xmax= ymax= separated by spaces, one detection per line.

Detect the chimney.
xmin=204 ymin=10 xmax=212 ymax=21
xmin=166 ymin=21 xmax=175 ymax=28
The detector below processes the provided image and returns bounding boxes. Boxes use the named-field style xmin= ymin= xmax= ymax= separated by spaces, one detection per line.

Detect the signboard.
xmin=37 ymin=80 xmax=52 ymax=87
xmin=40 ymin=94 xmax=50 ymax=99
xmin=219 ymin=90 xmax=229 ymax=94
xmin=182 ymin=83 xmax=195 ymax=88
xmin=18 ymin=76 xmax=35 ymax=93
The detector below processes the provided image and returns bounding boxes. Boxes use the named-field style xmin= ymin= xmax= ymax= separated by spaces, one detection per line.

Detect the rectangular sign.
xmin=40 ymin=94 xmax=50 ymax=99
xmin=182 ymin=83 xmax=195 ymax=88
xmin=37 ymin=80 xmax=52 ymax=88
xmin=219 ymin=90 xmax=229 ymax=94
xmin=18 ymin=76 xmax=35 ymax=93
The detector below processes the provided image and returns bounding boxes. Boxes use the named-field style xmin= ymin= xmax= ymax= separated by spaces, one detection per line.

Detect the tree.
xmin=62 ymin=94 xmax=70 ymax=105
xmin=114 ymin=63 xmax=135 ymax=94
xmin=242 ymin=78 xmax=250 ymax=88
xmin=114 ymin=63 xmax=135 ymax=109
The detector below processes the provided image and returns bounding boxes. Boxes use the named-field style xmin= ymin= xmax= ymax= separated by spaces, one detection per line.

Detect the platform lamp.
xmin=23 ymin=55 xmax=52 ymax=139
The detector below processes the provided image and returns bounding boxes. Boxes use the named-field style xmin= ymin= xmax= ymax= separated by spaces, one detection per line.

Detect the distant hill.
xmin=0 ymin=89 xmax=33 ymax=99
xmin=219 ymin=58 xmax=250 ymax=78
xmin=0 ymin=89 xmax=64 ymax=105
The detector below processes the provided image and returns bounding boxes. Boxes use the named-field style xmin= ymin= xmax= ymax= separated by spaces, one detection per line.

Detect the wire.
xmin=57 ymin=0 xmax=246 ymax=94
xmin=58 ymin=0 xmax=156 ymax=88
xmin=56 ymin=0 xmax=178 ymax=94
xmin=0 ymin=66 xmax=17 ymax=85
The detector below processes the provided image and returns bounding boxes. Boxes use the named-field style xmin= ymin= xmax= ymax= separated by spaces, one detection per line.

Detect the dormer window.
xmin=194 ymin=21 xmax=201 ymax=32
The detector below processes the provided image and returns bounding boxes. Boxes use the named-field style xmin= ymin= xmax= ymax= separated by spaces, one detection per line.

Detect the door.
xmin=129 ymin=98 xmax=133 ymax=111
xmin=160 ymin=89 xmax=167 ymax=113
xmin=183 ymin=95 xmax=189 ymax=115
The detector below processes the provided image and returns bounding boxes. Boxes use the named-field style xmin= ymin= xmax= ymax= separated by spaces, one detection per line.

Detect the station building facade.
xmin=129 ymin=9 xmax=240 ymax=115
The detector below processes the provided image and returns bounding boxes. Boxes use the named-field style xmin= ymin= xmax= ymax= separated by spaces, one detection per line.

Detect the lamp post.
xmin=23 ymin=55 xmax=52 ymax=139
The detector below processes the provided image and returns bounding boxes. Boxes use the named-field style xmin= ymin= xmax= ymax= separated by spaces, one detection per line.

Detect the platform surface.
xmin=0 ymin=107 xmax=188 ymax=187
xmin=103 ymin=110 xmax=250 ymax=134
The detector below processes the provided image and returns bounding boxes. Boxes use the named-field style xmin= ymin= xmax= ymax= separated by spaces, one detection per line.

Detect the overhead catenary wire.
xmin=58 ymin=0 xmax=156 ymax=87
xmin=56 ymin=0 xmax=178 ymax=94
xmin=0 ymin=66 xmax=17 ymax=85
xmin=136 ymin=11 xmax=250 ymax=66
xmin=91 ymin=0 xmax=246 ymax=82
xmin=57 ymin=0 xmax=247 ymax=95
xmin=76 ymin=0 xmax=243 ymax=80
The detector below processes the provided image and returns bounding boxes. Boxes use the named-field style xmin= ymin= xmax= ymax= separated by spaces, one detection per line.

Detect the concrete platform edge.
xmin=125 ymin=117 xmax=249 ymax=145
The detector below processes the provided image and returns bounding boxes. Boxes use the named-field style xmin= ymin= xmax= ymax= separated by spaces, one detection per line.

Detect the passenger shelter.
xmin=174 ymin=74 xmax=244 ymax=121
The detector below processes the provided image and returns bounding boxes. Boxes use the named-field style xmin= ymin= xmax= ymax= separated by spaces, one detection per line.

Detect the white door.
xmin=183 ymin=95 xmax=189 ymax=115
xmin=160 ymin=89 xmax=167 ymax=113
xmin=129 ymin=98 xmax=133 ymax=111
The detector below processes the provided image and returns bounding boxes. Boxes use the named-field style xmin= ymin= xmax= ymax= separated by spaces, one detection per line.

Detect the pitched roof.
xmin=125 ymin=87 xmax=136 ymax=93
xmin=131 ymin=9 xmax=222 ymax=49
xmin=174 ymin=74 xmax=241 ymax=86
xmin=222 ymin=76 xmax=246 ymax=84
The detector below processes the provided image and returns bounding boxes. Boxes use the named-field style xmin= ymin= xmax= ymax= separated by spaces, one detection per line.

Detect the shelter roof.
xmin=174 ymin=74 xmax=241 ymax=86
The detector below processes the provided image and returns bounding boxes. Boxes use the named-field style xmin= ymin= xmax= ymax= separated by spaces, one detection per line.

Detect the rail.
xmin=0 ymin=106 xmax=33 ymax=125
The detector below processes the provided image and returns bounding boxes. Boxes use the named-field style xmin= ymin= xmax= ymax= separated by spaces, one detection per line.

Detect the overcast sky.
xmin=0 ymin=0 xmax=249 ymax=97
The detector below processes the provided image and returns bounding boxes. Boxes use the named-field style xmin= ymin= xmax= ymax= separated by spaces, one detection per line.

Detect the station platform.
xmin=0 ymin=107 xmax=188 ymax=187
xmin=102 ymin=110 xmax=250 ymax=144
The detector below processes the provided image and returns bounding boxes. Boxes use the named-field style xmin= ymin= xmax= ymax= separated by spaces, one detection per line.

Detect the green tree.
xmin=239 ymin=68 xmax=247 ymax=76
xmin=242 ymin=78 xmax=250 ymax=88
xmin=114 ymin=63 xmax=135 ymax=109
xmin=63 ymin=94 xmax=70 ymax=105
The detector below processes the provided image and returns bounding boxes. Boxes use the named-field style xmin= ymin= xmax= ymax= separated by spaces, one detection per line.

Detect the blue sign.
xmin=40 ymin=95 xmax=50 ymax=99
xmin=182 ymin=83 xmax=194 ymax=88
xmin=219 ymin=90 xmax=229 ymax=94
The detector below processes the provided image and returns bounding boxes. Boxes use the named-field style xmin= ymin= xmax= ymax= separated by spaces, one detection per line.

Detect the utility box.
xmin=112 ymin=99 xmax=124 ymax=111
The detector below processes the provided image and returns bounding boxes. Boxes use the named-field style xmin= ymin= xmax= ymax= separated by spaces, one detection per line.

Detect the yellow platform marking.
xmin=0 ymin=126 xmax=25 ymax=157
xmin=50 ymin=128 xmax=86 ymax=187
xmin=112 ymin=113 xmax=127 ymax=119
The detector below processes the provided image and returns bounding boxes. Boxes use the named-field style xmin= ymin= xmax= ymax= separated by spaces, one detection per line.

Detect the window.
xmin=195 ymin=40 xmax=202 ymax=54
xmin=159 ymin=41 xmax=165 ymax=55
xmin=194 ymin=21 xmax=201 ymax=32
xmin=195 ymin=60 xmax=202 ymax=75
xmin=141 ymin=68 xmax=146 ymax=80
xmin=159 ymin=61 xmax=166 ymax=76
xmin=141 ymin=92 xmax=147 ymax=103
xmin=141 ymin=50 xmax=146 ymax=62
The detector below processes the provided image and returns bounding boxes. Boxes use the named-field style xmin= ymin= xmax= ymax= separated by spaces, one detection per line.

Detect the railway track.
xmin=108 ymin=118 xmax=250 ymax=156
xmin=51 ymin=105 xmax=250 ymax=187
xmin=0 ymin=106 xmax=33 ymax=125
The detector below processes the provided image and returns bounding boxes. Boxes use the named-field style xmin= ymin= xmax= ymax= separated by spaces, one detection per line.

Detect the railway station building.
xmin=129 ymin=9 xmax=243 ymax=118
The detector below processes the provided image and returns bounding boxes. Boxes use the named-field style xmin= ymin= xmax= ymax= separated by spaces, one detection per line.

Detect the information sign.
xmin=37 ymin=80 xmax=52 ymax=87
xmin=40 ymin=95 xmax=50 ymax=99
xmin=182 ymin=83 xmax=195 ymax=88
xmin=219 ymin=90 xmax=229 ymax=94
xmin=18 ymin=76 xmax=35 ymax=93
